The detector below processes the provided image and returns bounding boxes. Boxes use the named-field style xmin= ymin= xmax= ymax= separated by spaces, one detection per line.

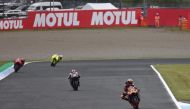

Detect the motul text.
xmin=0 ymin=20 xmax=23 ymax=30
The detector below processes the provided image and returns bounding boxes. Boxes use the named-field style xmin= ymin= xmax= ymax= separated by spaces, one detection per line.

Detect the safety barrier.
xmin=1 ymin=8 xmax=190 ymax=31
xmin=147 ymin=8 xmax=190 ymax=30
xmin=0 ymin=9 xmax=141 ymax=31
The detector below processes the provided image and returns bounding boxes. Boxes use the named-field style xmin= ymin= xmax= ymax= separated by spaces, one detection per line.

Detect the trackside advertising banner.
xmin=0 ymin=19 xmax=25 ymax=30
xmin=0 ymin=9 xmax=141 ymax=31
xmin=147 ymin=8 xmax=190 ymax=27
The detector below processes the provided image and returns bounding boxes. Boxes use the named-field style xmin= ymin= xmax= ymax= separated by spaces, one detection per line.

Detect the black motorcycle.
xmin=69 ymin=77 xmax=80 ymax=91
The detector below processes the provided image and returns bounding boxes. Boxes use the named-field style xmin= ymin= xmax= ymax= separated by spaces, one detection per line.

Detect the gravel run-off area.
xmin=0 ymin=28 xmax=190 ymax=61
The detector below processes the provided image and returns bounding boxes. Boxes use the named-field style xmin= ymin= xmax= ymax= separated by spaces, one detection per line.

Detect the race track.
xmin=1 ymin=59 xmax=190 ymax=109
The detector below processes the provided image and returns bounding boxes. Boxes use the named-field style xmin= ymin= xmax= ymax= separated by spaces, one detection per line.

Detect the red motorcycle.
xmin=122 ymin=86 xmax=140 ymax=109
xmin=14 ymin=58 xmax=25 ymax=72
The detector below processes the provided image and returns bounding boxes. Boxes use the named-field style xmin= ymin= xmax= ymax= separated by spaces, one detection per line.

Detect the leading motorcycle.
xmin=14 ymin=62 xmax=23 ymax=72
xmin=14 ymin=58 xmax=25 ymax=72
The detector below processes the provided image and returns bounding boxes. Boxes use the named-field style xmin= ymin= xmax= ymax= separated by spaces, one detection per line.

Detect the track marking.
xmin=151 ymin=65 xmax=182 ymax=109
xmin=0 ymin=62 xmax=32 ymax=81
xmin=0 ymin=65 xmax=14 ymax=80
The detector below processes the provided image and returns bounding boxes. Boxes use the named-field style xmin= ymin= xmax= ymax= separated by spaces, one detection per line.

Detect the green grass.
xmin=154 ymin=64 xmax=190 ymax=102
xmin=0 ymin=62 xmax=13 ymax=72
xmin=0 ymin=62 xmax=6 ymax=66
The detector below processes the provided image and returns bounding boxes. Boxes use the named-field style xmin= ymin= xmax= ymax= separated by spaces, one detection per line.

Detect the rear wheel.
xmin=129 ymin=94 xmax=140 ymax=109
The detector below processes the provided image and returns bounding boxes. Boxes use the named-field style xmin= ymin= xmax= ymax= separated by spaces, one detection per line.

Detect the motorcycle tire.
xmin=14 ymin=63 xmax=21 ymax=72
xmin=129 ymin=93 xmax=140 ymax=109
xmin=72 ymin=80 xmax=79 ymax=91
xmin=51 ymin=59 xmax=58 ymax=67
xmin=51 ymin=62 xmax=56 ymax=67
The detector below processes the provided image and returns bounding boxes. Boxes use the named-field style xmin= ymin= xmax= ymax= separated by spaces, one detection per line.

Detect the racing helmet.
xmin=20 ymin=58 xmax=25 ymax=64
xmin=72 ymin=69 xmax=76 ymax=73
xmin=126 ymin=78 xmax=133 ymax=85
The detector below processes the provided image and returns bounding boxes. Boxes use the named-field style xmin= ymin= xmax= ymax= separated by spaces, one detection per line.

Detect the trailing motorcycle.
xmin=122 ymin=86 xmax=140 ymax=109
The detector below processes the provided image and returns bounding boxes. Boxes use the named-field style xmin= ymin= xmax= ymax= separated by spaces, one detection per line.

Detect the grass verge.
xmin=154 ymin=64 xmax=190 ymax=102
xmin=0 ymin=61 xmax=6 ymax=66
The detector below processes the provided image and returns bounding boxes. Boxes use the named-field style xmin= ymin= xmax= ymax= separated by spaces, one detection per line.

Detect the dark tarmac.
xmin=1 ymin=59 xmax=190 ymax=109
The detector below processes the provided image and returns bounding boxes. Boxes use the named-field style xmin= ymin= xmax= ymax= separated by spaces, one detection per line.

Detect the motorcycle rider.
xmin=14 ymin=57 xmax=25 ymax=67
xmin=121 ymin=78 xmax=139 ymax=101
xmin=14 ymin=57 xmax=25 ymax=72
xmin=68 ymin=69 xmax=80 ymax=86
xmin=51 ymin=54 xmax=63 ymax=67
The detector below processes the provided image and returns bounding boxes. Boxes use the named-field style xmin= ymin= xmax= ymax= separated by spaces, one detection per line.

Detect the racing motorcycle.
xmin=123 ymin=86 xmax=140 ymax=109
xmin=69 ymin=77 xmax=80 ymax=91
xmin=14 ymin=62 xmax=23 ymax=72
xmin=51 ymin=58 xmax=58 ymax=67
xmin=51 ymin=56 xmax=62 ymax=67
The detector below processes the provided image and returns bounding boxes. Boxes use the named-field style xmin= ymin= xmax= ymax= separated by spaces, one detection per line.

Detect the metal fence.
xmin=1 ymin=0 xmax=190 ymax=15
xmin=2 ymin=0 xmax=190 ymax=9
xmin=56 ymin=0 xmax=190 ymax=9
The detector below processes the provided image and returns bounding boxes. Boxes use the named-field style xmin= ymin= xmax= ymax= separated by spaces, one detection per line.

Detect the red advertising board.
xmin=0 ymin=9 xmax=141 ymax=31
xmin=147 ymin=8 xmax=190 ymax=27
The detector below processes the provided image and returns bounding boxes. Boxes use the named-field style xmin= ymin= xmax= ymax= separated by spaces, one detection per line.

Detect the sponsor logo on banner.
xmin=0 ymin=20 xmax=23 ymax=30
xmin=0 ymin=9 xmax=140 ymax=31
xmin=33 ymin=12 xmax=80 ymax=27
xmin=91 ymin=11 xmax=138 ymax=25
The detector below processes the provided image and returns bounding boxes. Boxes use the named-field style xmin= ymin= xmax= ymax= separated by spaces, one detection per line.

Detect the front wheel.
xmin=71 ymin=79 xmax=79 ymax=91
xmin=51 ymin=59 xmax=58 ymax=67
xmin=132 ymin=104 xmax=139 ymax=109
xmin=51 ymin=62 xmax=56 ymax=67
xmin=14 ymin=63 xmax=21 ymax=72
xmin=129 ymin=93 xmax=140 ymax=109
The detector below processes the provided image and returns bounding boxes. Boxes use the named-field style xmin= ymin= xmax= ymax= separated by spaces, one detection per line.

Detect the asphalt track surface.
xmin=1 ymin=59 xmax=190 ymax=109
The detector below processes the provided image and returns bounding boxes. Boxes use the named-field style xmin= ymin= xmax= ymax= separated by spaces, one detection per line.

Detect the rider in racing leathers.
xmin=68 ymin=69 xmax=80 ymax=86
xmin=51 ymin=54 xmax=63 ymax=66
xmin=14 ymin=57 xmax=25 ymax=72
xmin=121 ymin=78 xmax=138 ymax=101
xmin=14 ymin=57 xmax=25 ymax=67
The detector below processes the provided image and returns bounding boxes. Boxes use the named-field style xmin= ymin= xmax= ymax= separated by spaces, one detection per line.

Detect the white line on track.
xmin=0 ymin=62 xmax=33 ymax=81
xmin=0 ymin=65 xmax=14 ymax=81
xmin=151 ymin=65 xmax=182 ymax=109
